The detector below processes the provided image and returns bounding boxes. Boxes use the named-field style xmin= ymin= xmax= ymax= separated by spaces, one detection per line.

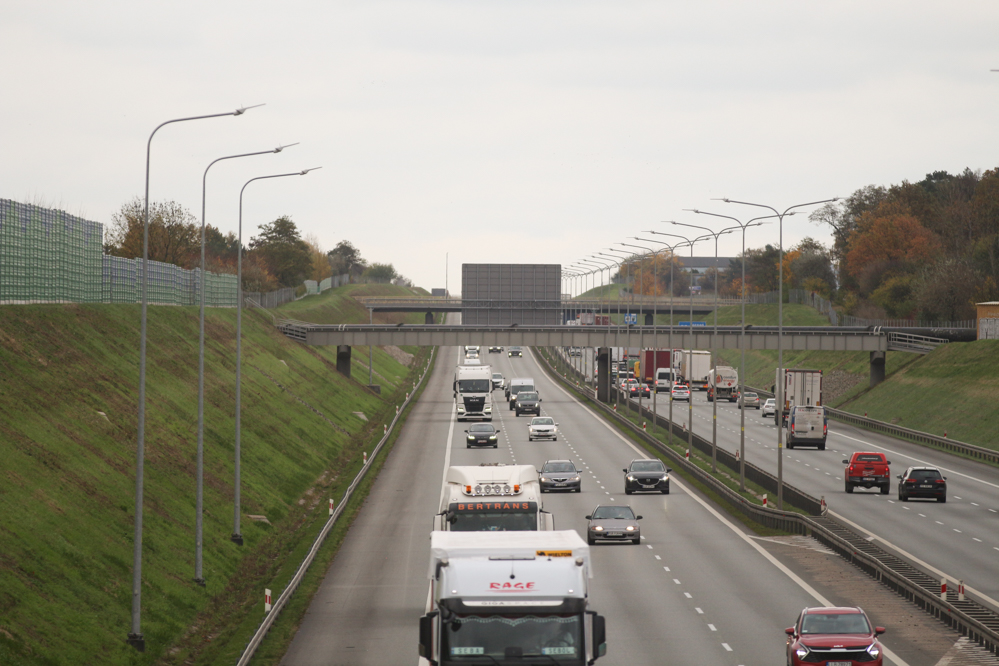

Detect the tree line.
xmin=615 ymin=167 xmax=998 ymax=321
xmin=102 ymin=197 xmax=410 ymax=292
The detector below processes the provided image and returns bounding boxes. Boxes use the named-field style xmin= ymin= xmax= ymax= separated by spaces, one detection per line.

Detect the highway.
xmin=276 ymin=338 xmax=993 ymax=666
xmin=631 ymin=376 xmax=999 ymax=613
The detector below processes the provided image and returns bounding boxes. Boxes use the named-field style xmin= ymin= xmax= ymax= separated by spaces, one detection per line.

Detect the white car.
xmin=762 ymin=398 xmax=776 ymax=418
xmin=670 ymin=384 xmax=690 ymax=402
xmin=528 ymin=416 xmax=559 ymax=441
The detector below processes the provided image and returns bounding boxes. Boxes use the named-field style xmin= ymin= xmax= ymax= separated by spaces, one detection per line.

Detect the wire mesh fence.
xmin=2 ymin=199 xmax=351 ymax=308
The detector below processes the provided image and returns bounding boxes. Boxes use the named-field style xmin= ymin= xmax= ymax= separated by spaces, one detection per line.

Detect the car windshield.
xmin=909 ymin=469 xmax=942 ymax=480
xmin=543 ymin=462 xmax=575 ymax=473
xmin=468 ymin=425 xmax=495 ymax=433
xmin=744 ymin=393 xmax=757 ymax=399
xmin=510 ymin=347 xmax=522 ymax=351
xmin=511 ymin=385 xmax=533 ymax=394
xmin=764 ymin=399 xmax=775 ymax=404
xmin=518 ymin=392 xmax=539 ymax=401
xmin=630 ymin=461 xmax=665 ymax=473
xmin=591 ymin=506 xmax=635 ymax=520
xmin=856 ymin=454 xmax=885 ymax=463
xmin=442 ymin=614 xmax=582 ymax=663
xmin=532 ymin=418 xmax=555 ymax=426
xmin=801 ymin=612 xmax=871 ymax=635
xmin=492 ymin=373 xmax=503 ymax=380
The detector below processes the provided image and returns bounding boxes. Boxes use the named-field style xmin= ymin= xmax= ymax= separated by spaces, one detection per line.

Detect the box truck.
xmin=775 ymin=368 xmax=822 ymax=426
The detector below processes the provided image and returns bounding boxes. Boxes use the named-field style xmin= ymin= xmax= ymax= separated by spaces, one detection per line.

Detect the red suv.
xmin=786 ymin=606 xmax=885 ymax=666
xmin=842 ymin=452 xmax=891 ymax=495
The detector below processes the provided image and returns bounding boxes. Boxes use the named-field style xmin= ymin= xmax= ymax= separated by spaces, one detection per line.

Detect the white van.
xmin=505 ymin=378 xmax=536 ymax=410
xmin=654 ymin=367 xmax=676 ymax=393
xmin=786 ymin=405 xmax=827 ymax=449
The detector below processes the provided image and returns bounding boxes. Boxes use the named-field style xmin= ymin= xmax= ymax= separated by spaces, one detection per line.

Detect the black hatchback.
xmin=898 ymin=466 xmax=947 ymax=502
xmin=624 ymin=459 xmax=671 ymax=494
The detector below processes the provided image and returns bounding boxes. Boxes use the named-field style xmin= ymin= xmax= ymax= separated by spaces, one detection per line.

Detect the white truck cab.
xmin=419 ymin=531 xmax=607 ymax=666
xmin=454 ymin=364 xmax=494 ymax=421
xmin=437 ymin=464 xmax=554 ymax=531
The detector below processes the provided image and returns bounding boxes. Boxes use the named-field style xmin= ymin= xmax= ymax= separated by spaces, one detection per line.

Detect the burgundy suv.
xmin=786 ymin=606 xmax=885 ymax=666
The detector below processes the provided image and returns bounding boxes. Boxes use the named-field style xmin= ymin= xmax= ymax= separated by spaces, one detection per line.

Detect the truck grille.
xmin=463 ymin=397 xmax=485 ymax=412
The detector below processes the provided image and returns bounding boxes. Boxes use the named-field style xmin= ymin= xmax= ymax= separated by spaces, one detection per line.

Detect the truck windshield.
xmin=458 ymin=380 xmax=491 ymax=393
xmin=442 ymin=614 xmax=583 ymax=664
xmin=449 ymin=511 xmax=538 ymax=531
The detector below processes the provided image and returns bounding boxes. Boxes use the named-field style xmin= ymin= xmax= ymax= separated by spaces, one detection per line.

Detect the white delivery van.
xmin=786 ymin=405 xmax=827 ymax=449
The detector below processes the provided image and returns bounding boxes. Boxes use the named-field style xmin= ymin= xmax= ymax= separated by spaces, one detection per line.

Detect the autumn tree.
xmin=304 ymin=233 xmax=332 ymax=282
xmin=105 ymin=197 xmax=200 ymax=267
xmin=248 ymin=216 xmax=311 ymax=288
xmin=916 ymin=259 xmax=977 ymax=321
xmin=845 ymin=210 xmax=941 ymax=294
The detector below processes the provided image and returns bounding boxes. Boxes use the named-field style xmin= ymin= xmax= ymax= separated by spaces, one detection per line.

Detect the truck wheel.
xmin=819 ymin=441 xmax=826 ymax=451
xmin=845 ymin=482 xmax=854 ymax=494
xmin=787 ymin=440 xmax=794 ymax=449
xmin=880 ymin=484 xmax=889 ymax=495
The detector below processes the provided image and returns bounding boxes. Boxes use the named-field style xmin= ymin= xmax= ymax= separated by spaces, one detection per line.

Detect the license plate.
xmin=828 ymin=662 xmax=850 ymax=666
xmin=608 ymin=532 xmax=623 ymax=537
xmin=641 ymin=484 xmax=656 ymax=488
xmin=555 ymin=483 xmax=566 ymax=487
xmin=920 ymin=484 xmax=933 ymax=488
xmin=863 ymin=477 xmax=876 ymax=481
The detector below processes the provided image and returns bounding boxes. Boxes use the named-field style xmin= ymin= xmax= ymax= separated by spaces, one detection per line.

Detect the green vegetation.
xmin=0 ymin=283 xmax=430 ymax=665
xmin=835 ymin=340 xmax=999 ymax=450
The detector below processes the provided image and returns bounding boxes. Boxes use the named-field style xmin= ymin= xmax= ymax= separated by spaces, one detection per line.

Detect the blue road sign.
xmin=678 ymin=321 xmax=707 ymax=327
xmin=624 ymin=313 xmax=638 ymax=325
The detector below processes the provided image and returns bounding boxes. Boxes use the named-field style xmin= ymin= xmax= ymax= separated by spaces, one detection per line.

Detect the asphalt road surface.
xmin=280 ymin=341 xmax=995 ymax=666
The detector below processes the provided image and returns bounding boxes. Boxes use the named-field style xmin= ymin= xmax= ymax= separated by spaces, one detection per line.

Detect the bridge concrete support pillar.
xmin=596 ymin=347 xmax=611 ymax=403
xmin=425 ymin=311 xmax=434 ymax=325
xmin=645 ymin=312 xmax=654 ymax=326
xmin=870 ymin=351 xmax=886 ymax=388
xmin=336 ymin=345 xmax=352 ymax=378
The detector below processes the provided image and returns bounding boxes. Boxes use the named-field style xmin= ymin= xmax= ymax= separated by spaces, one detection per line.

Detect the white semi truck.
xmin=679 ymin=350 xmax=712 ymax=390
xmin=707 ymin=366 xmax=739 ymax=402
xmin=418 ymin=530 xmax=607 ymax=666
xmin=775 ymin=368 xmax=823 ymax=426
xmin=436 ymin=464 xmax=554 ymax=531
xmin=454 ymin=364 xmax=494 ymax=421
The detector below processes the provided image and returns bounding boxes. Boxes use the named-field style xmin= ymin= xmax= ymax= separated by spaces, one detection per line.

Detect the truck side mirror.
xmin=419 ymin=612 xmax=438 ymax=661
xmin=591 ymin=613 xmax=607 ymax=658
xmin=842 ymin=460 xmax=849 ymax=464
xmin=886 ymin=461 xmax=891 ymax=465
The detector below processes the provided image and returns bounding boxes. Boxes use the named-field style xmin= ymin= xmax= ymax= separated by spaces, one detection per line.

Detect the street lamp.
xmin=194 ymin=142 xmax=297 ymax=587
xmin=646 ymin=231 xmax=714 ymax=456
xmin=669 ymin=221 xmax=741 ymax=473
xmin=583 ymin=256 xmax=617 ymax=397
xmin=636 ymin=235 xmax=691 ymax=441
xmin=597 ymin=251 xmax=629 ymax=411
xmin=687 ymin=209 xmax=781 ymax=491
xmin=717 ymin=197 xmax=838 ymax=509
xmin=620 ymin=241 xmax=663 ymax=435
xmin=130 ymin=103 xmax=262 ymax=652
xmin=232 ymin=168 xmax=321 ymax=546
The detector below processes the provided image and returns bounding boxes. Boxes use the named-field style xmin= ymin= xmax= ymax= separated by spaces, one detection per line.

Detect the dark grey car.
xmin=624 ymin=459 xmax=671 ymax=494
xmin=539 ymin=460 xmax=581 ymax=493
xmin=586 ymin=505 xmax=642 ymax=545
xmin=514 ymin=391 xmax=541 ymax=416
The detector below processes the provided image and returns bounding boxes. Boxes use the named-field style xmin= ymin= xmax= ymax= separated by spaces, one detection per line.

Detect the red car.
xmin=843 ymin=452 xmax=891 ymax=495
xmin=786 ymin=606 xmax=885 ymax=666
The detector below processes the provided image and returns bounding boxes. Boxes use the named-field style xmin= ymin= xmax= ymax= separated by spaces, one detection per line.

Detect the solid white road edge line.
xmin=828 ymin=509 xmax=999 ymax=611
xmin=534 ymin=349 xmax=911 ymax=666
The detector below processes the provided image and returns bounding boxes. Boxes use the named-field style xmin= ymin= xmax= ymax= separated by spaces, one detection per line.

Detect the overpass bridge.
xmin=357 ymin=297 xmax=720 ymax=323
xmin=276 ymin=320 xmax=902 ymax=389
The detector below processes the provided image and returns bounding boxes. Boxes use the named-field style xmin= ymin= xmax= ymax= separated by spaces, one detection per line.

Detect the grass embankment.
xmin=835 ymin=340 xmax=999 ymax=450
xmin=0 ymin=283 xmax=429 ymax=666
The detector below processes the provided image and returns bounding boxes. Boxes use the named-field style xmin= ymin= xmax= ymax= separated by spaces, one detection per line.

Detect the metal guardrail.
xmin=234 ymin=347 xmax=437 ymax=666
xmin=886 ymin=332 xmax=949 ymax=353
xmin=743 ymin=385 xmax=999 ymax=466
xmin=536 ymin=348 xmax=999 ymax=654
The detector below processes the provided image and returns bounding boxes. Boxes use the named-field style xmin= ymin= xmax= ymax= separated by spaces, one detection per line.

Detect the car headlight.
xmin=625 ymin=526 xmax=635 ymax=531
xmin=627 ymin=475 xmax=635 ymax=481
xmin=662 ymin=474 xmax=669 ymax=481
xmin=795 ymin=646 xmax=809 ymax=659
xmin=571 ymin=476 xmax=579 ymax=481
xmin=484 ymin=407 xmax=492 ymax=412
xmin=593 ymin=526 xmax=604 ymax=531
xmin=488 ymin=435 xmax=497 ymax=440
xmin=540 ymin=477 xmax=549 ymax=482
xmin=867 ymin=644 xmax=880 ymax=658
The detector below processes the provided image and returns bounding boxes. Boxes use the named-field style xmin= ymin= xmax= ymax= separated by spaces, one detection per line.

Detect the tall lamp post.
xmin=601 ymin=248 xmax=635 ymax=409
xmin=596 ymin=251 xmax=627 ymax=411
xmin=233 ymin=168 xmax=321 ymax=546
xmin=687 ymin=209 xmax=780 ymax=491
xmin=619 ymin=241 xmax=662 ymax=432
xmin=669 ymin=221 xmax=738 ymax=473
xmin=576 ymin=259 xmax=608 ymax=388
xmin=647 ymin=231 xmax=714 ymax=456
xmin=718 ymin=197 xmax=838 ymax=509
xmin=194 ymin=142 xmax=296 ymax=587
xmin=130 ymin=103 xmax=261 ymax=652
xmin=584 ymin=256 xmax=616 ymax=398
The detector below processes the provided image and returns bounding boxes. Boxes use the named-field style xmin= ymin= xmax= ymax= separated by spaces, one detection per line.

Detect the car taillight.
xmin=849 ymin=465 xmax=854 ymax=473
xmin=905 ymin=478 xmax=915 ymax=484
xmin=935 ymin=479 xmax=946 ymax=484
xmin=823 ymin=424 xmax=827 ymax=434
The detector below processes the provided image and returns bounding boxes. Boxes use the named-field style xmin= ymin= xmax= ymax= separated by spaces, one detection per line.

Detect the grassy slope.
xmin=836 ymin=340 xmax=999 ymax=449
xmin=0 ymin=284 xmax=428 ymax=665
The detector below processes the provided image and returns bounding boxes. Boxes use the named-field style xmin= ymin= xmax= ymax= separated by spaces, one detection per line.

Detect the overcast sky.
xmin=3 ymin=1 xmax=997 ymax=294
